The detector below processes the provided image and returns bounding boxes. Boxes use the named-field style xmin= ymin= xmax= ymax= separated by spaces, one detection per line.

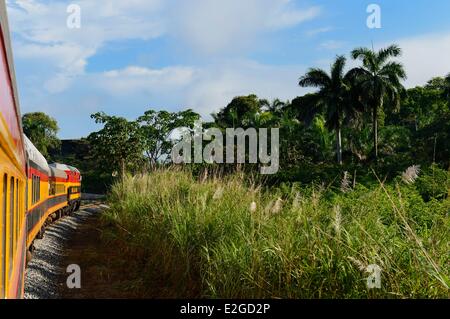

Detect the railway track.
xmin=24 ymin=201 xmax=106 ymax=299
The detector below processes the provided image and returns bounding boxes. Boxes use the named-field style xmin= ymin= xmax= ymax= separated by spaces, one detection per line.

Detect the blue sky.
xmin=6 ymin=0 xmax=450 ymax=139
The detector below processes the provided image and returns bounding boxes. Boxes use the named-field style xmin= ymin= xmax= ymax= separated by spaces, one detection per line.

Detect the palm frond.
xmin=351 ymin=47 xmax=377 ymax=71
xmin=299 ymin=68 xmax=331 ymax=88
xmin=331 ymin=55 xmax=347 ymax=84
xmin=377 ymin=44 xmax=402 ymax=65
xmin=291 ymin=94 xmax=323 ymax=126
xmin=379 ymin=61 xmax=407 ymax=80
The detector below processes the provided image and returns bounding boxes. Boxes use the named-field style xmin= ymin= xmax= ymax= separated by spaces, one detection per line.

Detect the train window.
xmin=37 ymin=176 xmax=40 ymax=202
xmin=16 ymin=179 xmax=18 ymax=247
xmin=19 ymin=181 xmax=22 ymax=234
xmin=34 ymin=175 xmax=37 ymax=204
xmin=32 ymin=175 xmax=35 ymax=204
xmin=32 ymin=174 xmax=41 ymax=205
xmin=34 ymin=175 xmax=37 ymax=203
xmin=56 ymin=184 xmax=65 ymax=194
xmin=1 ymin=174 xmax=7 ymax=298
xmin=10 ymin=177 xmax=14 ymax=276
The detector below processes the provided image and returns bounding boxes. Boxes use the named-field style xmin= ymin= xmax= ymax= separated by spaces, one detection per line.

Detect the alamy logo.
xmin=171 ymin=121 xmax=279 ymax=175
xmin=66 ymin=264 xmax=81 ymax=289
xmin=67 ymin=4 xmax=81 ymax=29
xmin=366 ymin=264 xmax=381 ymax=289
xmin=367 ymin=4 xmax=382 ymax=29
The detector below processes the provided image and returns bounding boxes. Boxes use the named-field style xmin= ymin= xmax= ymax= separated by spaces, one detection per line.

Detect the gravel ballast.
xmin=24 ymin=204 xmax=104 ymax=299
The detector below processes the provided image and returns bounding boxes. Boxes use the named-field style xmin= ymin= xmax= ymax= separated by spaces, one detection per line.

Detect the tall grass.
xmin=104 ymin=169 xmax=450 ymax=298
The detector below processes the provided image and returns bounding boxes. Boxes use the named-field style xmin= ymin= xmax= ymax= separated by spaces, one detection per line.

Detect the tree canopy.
xmin=88 ymin=112 xmax=145 ymax=177
xmin=138 ymin=109 xmax=200 ymax=168
xmin=22 ymin=112 xmax=61 ymax=158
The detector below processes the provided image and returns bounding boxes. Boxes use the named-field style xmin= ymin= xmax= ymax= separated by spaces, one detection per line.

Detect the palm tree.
xmin=299 ymin=55 xmax=360 ymax=165
xmin=259 ymin=98 xmax=288 ymax=126
xmin=350 ymin=45 xmax=406 ymax=159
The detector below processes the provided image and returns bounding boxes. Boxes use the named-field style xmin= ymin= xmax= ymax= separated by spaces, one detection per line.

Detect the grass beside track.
xmin=103 ymin=170 xmax=450 ymax=298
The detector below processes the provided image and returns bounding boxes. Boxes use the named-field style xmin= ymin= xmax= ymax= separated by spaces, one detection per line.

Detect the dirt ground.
xmin=58 ymin=202 xmax=146 ymax=299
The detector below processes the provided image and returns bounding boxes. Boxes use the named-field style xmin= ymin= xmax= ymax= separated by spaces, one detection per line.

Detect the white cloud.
xmin=314 ymin=31 xmax=450 ymax=88
xmin=90 ymin=60 xmax=308 ymax=118
xmin=395 ymin=32 xmax=450 ymax=87
xmin=320 ymin=40 xmax=346 ymax=50
xmin=169 ymin=0 xmax=321 ymax=55
xmin=266 ymin=4 xmax=321 ymax=29
xmin=187 ymin=60 xmax=308 ymax=117
xmin=98 ymin=66 xmax=196 ymax=95
xmin=7 ymin=0 xmax=165 ymax=93
xmin=305 ymin=26 xmax=333 ymax=37
xmin=7 ymin=0 xmax=320 ymax=95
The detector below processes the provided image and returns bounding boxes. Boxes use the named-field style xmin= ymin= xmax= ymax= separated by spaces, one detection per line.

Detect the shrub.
xmin=416 ymin=164 xmax=450 ymax=201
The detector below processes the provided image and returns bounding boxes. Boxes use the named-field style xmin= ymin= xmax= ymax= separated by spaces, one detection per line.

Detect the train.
xmin=0 ymin=2 xmax=82 ymax=299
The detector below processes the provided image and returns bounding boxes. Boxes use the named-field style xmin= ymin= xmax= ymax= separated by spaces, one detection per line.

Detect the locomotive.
xmin=0 ymin=2 xmax=82 ymax=299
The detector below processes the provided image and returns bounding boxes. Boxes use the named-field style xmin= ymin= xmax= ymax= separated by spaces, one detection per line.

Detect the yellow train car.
xmin=0 ymin=3 xmax=82 ymax=299
xmin=49 ymin=163 xmax=82 ymax=212
xmin=49 ymin=164 xmax=70 ymax=218
xmin=24 ymin=139 xmax=83 ymax=249
xmin=0 ymin=1 xmax=27 ymax=299
xmin=66 ymin=165 xmax=82 ymax=211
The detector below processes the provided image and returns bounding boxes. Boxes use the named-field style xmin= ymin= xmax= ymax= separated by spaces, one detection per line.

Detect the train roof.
xmin=50 ymin=163 xmax=80 ymax=174
xmin=67 ymin=165 xmax=80 ymax=174
xmin=48 ymin=164 xmax=67 ymax=179
xmin=24 ymin=134 xmax=50 ymax=174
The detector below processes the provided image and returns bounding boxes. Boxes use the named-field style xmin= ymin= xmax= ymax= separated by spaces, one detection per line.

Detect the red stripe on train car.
xmin=49 ymin=176 xmax=67 ymax=183
xmin=28 ymin=167 xmax=50 ymax=182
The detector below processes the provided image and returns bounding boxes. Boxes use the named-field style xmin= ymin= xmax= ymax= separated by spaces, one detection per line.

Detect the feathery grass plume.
xmin=347 ymin=256 xmax=366 ymax=272
xmin=271 ymin=198 xmax=283 ymax=215
xmin=249 ymin=201 xmax=257 ymax=213
xmin=292 ymin=192 xmax=302 ymax=209
xmin=402 ymin=165 xmax=421 ymax=184
xmin=264 ymin=200 xmax=274 ymax=215
xmin=311 ymin=187 xmax=322 ymax=208
xmin=333 ymin=205 xmax=342 ymax=237
xmin=200 ymin=169 xmax=209 ymax=183
xmin=341 ymin=171 xmax=352 ymax=193
xmin=213 ymin=187 xmax=224 ymax=200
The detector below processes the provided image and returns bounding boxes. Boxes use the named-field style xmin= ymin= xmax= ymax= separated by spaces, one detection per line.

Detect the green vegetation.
xmin=22 ymin=112 xmax=61 ymax=158
xmin=298 ymin=55 xmax=360 ymax=165
xmin=350 ymin=45 xmax=406 ymax=160
xmin=87 ymin=110 xmax=199 ymax=179
xmin=84 ymin=46 xmax=449 ymax=193
xmin=104 ymin=169 xmax=449 ymax=298
xmin=23 ymin=44 xmax=449 ymax=298
xmin=50 ymin=139 xmax=113 ymax=194
xmin=95 ymin=46 xmax=449 ymax=298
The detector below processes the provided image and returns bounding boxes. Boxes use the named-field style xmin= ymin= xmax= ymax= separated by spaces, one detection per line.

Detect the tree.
xmin=137 ymin=109 xmax=200 ymax=169
xmin=350 ymin=45 xmax=407 ymax=160
xmin=298 ymin=55 xmax=361 ymax=165
xmin=213 ymin=94 xmax=265 ymax=128
xmin=393 ymin=86 xmax=446 ymax=131
xmin=22 ymin=112 xmax=61 ymax=158
xmin=88 ymin=112 xmax=145 ymax=178
xmin=444 ymin=73 xmax=450 ymax=104
xmin=260 ymin=98 xmax=286 ymax=114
